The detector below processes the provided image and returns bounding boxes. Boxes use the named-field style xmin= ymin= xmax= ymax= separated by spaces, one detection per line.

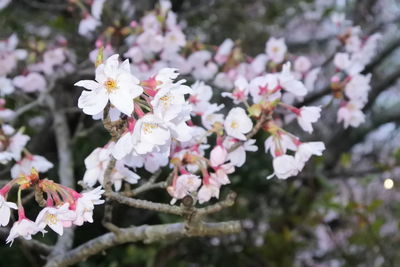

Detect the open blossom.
xmin=296 ymin=106 xmax=321 ymax=134
xmin=294 ymin=56 xmax=312 ymax=74
xmin=268 ymin=155 xmax=302 ymax=179
xmin=210 ymin=145 xmax=228 ymax=167
xmin=266 ymin=37 xmax=287 ymax=64
xmin=344 ymin=74 xmax=371 ymax=104
xmin=164 ymin=29 xmax=186 ymax=52
xmin=0 ymin=195 xmax=17 ymax=226
xmin=198 ymin=181 xmax=220 ymax=204
xmin=0 ymin=34 xmax=27 ymax=76
xmin=264 ymin=133 xmax=297 ymax=157
xmin=83 ymin=144 xmax=140 ymax=191
xmin=13 ymin=72 xmax=46 ymax=93
xmin=11 ymin=155 xmax=53 ymax=178
xmin=0 ymin=126 xmax=30 ymax=163
xmin=35 ymin=203 xmax=76 ymax=235
xmin=249 ymin=74 xmax=281 ymax=103
xmin=6 ymin=219 xmax=44 ymax=245
xmin=137 ymin=30 xmax=164 ymax=54
xmin=333 ymin=52 xmax=363 ymax=75
xmin=78 ymin=15 xmax=100 ymax=36
xmin=201 ymin=103 xmax=225 ymax=130
xmin=189 ymin=81 xmax=213 ymax=114
xmin=75 ymin=54 xmax=143 ymax=116
xmin=112 ymin=114 xmax=171 ymax=159
xmin=295 ymin=142 xmax=325 ymax=169
xmin=151 ymin=78 xmax=192 ymax=122
xmin=211 ymin=163 xmax=234 ymax=186
xmin=73 ymin=187 xmax=105 ymax=226
xmin=337 ymin=101 xmax=365 ymax=128
xmin=133 ymin=114 xmax=171 ymax=155
xmin=214 ymin=72 xmax=234 ymax=89
xmin=221 ymin=76 xmax=249 ymax=104
xmin=224 ymin=138 xmax=258 ymax=167
xmin=279 ymin=63 xmax=307 ymax=97
xmin=167 ymin=174 xmax=201 ymax=203
xmin=224 ymin=107 xmax=253 ymax=141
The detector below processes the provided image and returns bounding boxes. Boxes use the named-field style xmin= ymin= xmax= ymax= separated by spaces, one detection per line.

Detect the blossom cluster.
xmin=0 ymin=169 xmax=104 ymax=245
xmin=75 ymin=49 xmax=325 ymax=204
xmin=0 ymin=0 xmax=383 ymax=245
xmin=332 ymin=26 xmax=381 ymax=128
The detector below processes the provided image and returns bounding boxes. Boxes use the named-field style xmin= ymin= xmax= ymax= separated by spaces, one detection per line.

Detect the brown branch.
xmin=197 ymin=191 xmax=237 ymax=216
xmin=106 ymin=191 xmax=186 ymax=216
xmin=45 ymin=221 xmax=241 ymax=267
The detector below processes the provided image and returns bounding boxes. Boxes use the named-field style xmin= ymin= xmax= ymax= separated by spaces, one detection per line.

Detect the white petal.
xmin=78 ymin=88 xmax=109 ymax=115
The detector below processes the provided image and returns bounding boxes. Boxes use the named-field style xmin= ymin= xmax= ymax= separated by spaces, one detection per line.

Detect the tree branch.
xmin=45 ymin=221 xmax=241 ymax=267
xmin=106 ymin=191 xmax=186 ymax=216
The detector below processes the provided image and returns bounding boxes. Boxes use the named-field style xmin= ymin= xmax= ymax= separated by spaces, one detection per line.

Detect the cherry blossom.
xmin=35 ymin=203 xmax=76 ymax=235
xmin=296 ymin=106 xmax=322 ymax=134
xmin=75 ymin=54 xmax=143 ymax=116
xmin=13 ymin=72 xmax=46 ymax=93
xmin=268 ymin=155 xmax=302 ymax=179
xmin=73 ymin=187 xmax=105 ymax=226
xmin=337 ymin=101 xmax=365 ymax=128
xmin=224 ymin=107 xmax=253 ymax=140
xmin=265 ymin=37 xmax=287 ymax=64
xmin=11 ymin=155 xmax=53 ymax=178
xmin=6 ymin=219 xmax=43 ymax=245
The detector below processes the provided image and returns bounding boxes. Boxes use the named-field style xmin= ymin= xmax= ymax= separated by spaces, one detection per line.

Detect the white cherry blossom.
xmin=266 ymin=37 xmax=287 ymax=64
xmin=73 ymin=187 xmax=104 ymax=226
xmin=11 ymin=155 xmax=53 ymax=178
xmin=75 ymin=54 xmax=143 ymax=116
xmin=35 ymin=203 xmax=76 ymax=235
xmin=337 ymin=101 xmax=365 ymax=128
xmin=224 ymin=107 xmax=253 ymax=141
xmin=296 ymin=106 xmax=321 ymax=134
xmin=6 ymin=219 xmax=45 ymax=245
xmin=268 ymin=155 xmax=302 ymax=179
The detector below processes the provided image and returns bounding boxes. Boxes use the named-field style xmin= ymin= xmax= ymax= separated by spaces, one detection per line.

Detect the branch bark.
xmin=45 ymin=221 xmax=241 ymax=267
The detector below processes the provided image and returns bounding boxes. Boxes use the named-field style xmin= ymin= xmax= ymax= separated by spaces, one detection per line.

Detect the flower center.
xmin=230 ymin=121 xmax=238 ymax=129
xmin=104 ymin=78 xmax=118 ymax=93
xmin=272 ymin=46 xmax=280 ymax=53
xmin=143 ymin=123 xmax=158 ymax=134
xmin=45 ymin=214 xmax=58 ymax=225
xmin=160 ymin=94 xmax=173 ymax=107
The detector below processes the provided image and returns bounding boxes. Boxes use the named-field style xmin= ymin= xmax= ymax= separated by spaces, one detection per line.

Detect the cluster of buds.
xmin=0 ymin=169 xmax=104 ymax=245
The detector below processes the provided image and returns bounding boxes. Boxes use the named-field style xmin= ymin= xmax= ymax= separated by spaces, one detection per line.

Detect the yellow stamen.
xmin=230 ymin=121 xmax=238 ymax=129
xmin=45 ymin=214 xmax=58 ymax=225
xmin=104 ymin=78 xmax=118 ymax=93
xmin=143 ymin=123 xmax=158 ymax=134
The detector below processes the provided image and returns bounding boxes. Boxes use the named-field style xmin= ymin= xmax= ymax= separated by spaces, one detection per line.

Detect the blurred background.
xmin=1 ymin=0 xmax=400 ymax=266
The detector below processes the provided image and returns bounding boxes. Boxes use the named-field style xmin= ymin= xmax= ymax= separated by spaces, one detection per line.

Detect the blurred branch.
xmin=45 ymin=221 xmax=241 ymax=267
xmin=44 ymin=73 xmax=76 ymax=260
